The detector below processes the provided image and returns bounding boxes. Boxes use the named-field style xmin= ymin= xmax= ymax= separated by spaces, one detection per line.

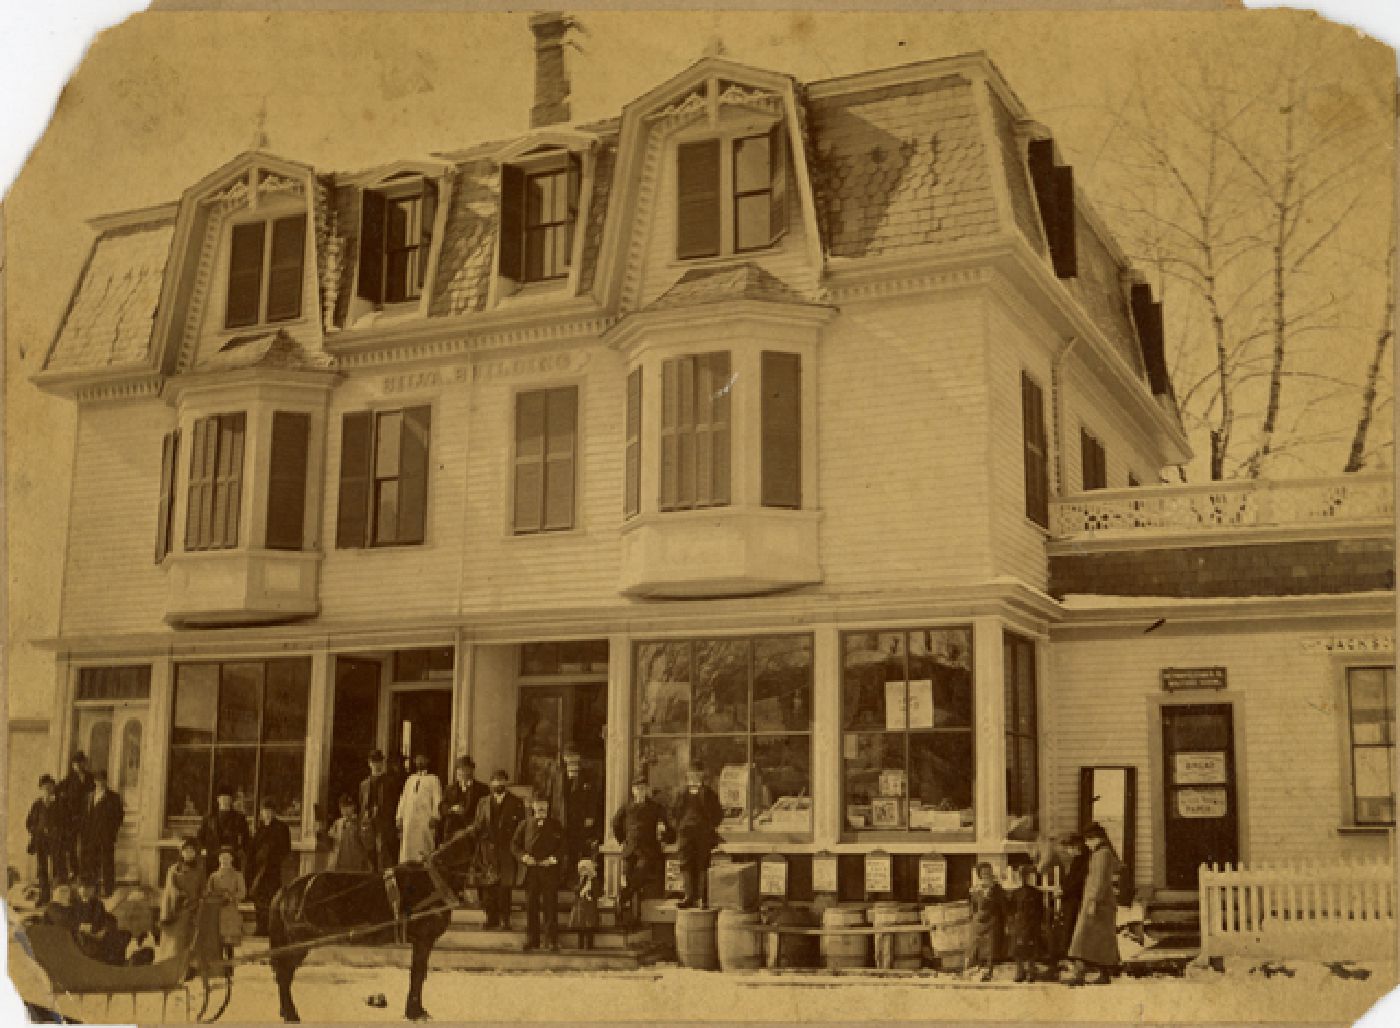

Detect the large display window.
xmin=841 ymin=627 xmax=974 ymax=837
xmin=635 ymin=635 xmax=813 ymax=836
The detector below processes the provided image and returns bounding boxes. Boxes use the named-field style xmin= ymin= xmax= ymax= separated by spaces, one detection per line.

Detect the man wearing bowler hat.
xmin=26 ymin=774 xmax=62 ymax=905
xmin=55 ymin=751 xmax=94 ymax=883
xmin=359 ymin=749 xmax=401 ymax=872
xmin=611 ymin=774 xmax=672 ymax=928
xmin=471 ymin=769 xmax=526 ymax=930
xmin=78 ymin=769 xmax=125 ymax=897
xmin=672 ymin=759 xmax=723 ymax=909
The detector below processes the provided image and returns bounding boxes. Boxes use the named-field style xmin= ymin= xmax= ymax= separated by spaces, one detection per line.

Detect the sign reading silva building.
xmin=13 ymin=12 xmax=1394 ymax=950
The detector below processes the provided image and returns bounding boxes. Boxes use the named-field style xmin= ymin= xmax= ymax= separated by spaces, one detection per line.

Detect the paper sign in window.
xmin=884 ymin=680 xmax=907 ymax=731
xmin=813 ymin=854 xmax=839 ymax=894
xmin=760 ymin=860 xmax=788 ymax=897
xmin=865 ymin=853 xmax=893 ymax=893
xmin=919 ymin=856 xmax=948 ymax=897
xmin=718 ymin=764 xmax=749 ymax=810
xmin=1174 ymin=752 xmax=1227 ymax=785
xmin=1177 ymin=787 xmax=1227 ymax=818
xmin=879 ymin=769 xmax=907 ymax=797
xmin=907 ymin=679 xmax=934 ymax=729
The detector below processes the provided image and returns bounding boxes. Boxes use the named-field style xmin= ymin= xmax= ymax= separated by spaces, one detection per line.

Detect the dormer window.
xmin=677 ymin=123 xmax=787 ymax=260
xmin=500 ymin=155 xmax=580 ymax=284
xmin=224 ymin=215 xmax=305 ymax=329
xmin=358 ymin=177 xmax=438 ymax=306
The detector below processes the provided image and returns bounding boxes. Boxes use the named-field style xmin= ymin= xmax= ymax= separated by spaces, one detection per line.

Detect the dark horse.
xmin=267 ymin=829 xmax=488 ymax=1022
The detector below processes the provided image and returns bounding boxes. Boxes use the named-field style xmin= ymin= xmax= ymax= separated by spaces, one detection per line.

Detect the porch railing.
xmin=1053 ymin=473 xmax=1394 ymax=539
xmin=1199 ymin=856 xmax=1396 ymax=960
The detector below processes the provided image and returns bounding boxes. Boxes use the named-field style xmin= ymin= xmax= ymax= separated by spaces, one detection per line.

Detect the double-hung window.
xmin=336 ymin=406 xmax=432 ymax=547
xmin=1346 ymin=666 xmax=1395 ymax=825
xmin=500 ymin=156 xmax=580 ymax=285
xmin=676 ymin=123 xmax=787 ymax=260
xmin=660 ymin=352 xmax=731 ymax=510
xmin=185 ymin=413 xmax=246 ymax=551
xmin=224 ymin=214 xmax=305 ymax=329
xmin=358 ymin=179 xmax=438 ymax=306
xmin=514 ymin=386 xmax=577 ymax=533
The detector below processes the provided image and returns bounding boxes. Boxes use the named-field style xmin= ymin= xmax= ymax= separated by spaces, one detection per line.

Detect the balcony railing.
xmin=1053 ymin=472 xmax=1394 ymax=539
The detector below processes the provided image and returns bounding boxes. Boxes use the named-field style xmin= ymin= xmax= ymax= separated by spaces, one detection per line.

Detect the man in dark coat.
xmin=672 ymin=760 xmax=723 ymax=909
xmin=611 ymin=774 xmax=672 ymax=928
xmin=511 ymin=795 xmax=566 ymax=951
xmin=439 ymin=755 xmax=490 ymax=846
xmin=359 ymin=750 xmax=402 ymax=873
xmin=470 ymin=770 xmax=526 ymax=930
xmin=1054 ymin=834 xmax=1089 ymax=970
xmin=27 ymin=774 xmax=62 ymax=905
xmin=78 ymin=770 xmax=125 ymax=896
xmin=197 ymin=786 xmax=252 ymax=874
xmin=73 ymin=876 xmax=130 ymax=965
xmin=246 ymin=799 xmax=292 ymax=936
xmin=546 ymin=744 xmax=604 ymax=884
xmin=55 ymin=751 xmax=94 ymax=883
xmin=1067 ymin=823 xmax=1121 ymax=986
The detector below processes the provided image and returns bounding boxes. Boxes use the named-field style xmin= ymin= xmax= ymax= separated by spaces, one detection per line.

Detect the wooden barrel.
xmin=928 ymin=900 xmax=971 ymax=972
xmin=675 ymin=907 xmax=721 ymax=971
xmin=870 ymin=902 xmax=923 ymax=970
xmin=766 ymin=905 xmax=820 ymax=969
xmin=820 ymin=906 xmax=871 ymax=971
xmin=717 ymin=908 xmax=764 ymax=972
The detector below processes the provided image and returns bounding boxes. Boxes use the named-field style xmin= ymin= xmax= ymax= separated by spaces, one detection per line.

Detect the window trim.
xmin=1340 ymin=664 xmax=1396 ymax=828
xmin=222 ymin=211 xmax=307 ymax=331
xmin=492 ymin=147 xmax=590 ymax=303
xmin=348 ymin=166 xmax=450 ymax=323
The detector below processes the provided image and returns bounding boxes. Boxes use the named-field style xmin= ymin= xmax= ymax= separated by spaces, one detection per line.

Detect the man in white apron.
xmin=395 ymin=754 xmax=443 ymax=863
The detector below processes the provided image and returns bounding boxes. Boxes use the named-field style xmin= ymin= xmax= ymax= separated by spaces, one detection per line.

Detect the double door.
xmin=71 ymin=705 xmax=147 ymax=873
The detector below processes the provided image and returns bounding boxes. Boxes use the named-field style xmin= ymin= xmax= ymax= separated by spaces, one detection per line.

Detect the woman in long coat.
xmin=1067 ymin=823 xmax=1121 ymax=985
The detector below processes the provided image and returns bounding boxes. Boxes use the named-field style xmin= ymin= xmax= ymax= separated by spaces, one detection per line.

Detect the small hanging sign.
xmin=864 ymin=850 xmax=893 ymax=895
xmin=918 ymin=854 xmax=948 ymax=898
xmin=1161 ymin=667 xmax=1227 ymax=692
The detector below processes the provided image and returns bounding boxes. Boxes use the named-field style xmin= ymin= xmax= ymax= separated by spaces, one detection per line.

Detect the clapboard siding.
xmin=458 ymin=344 xmax=626 ymax=613
xmin=986 ymin=301 xmax=1053 ymax=591
xmin=1061 ymin=358 xmax=1161 ymax=492
xmin=62 ymin=402 xmax=175 ymax=634
xmin=1050 ymin=619 xmax=1395 ymax=888
xmin=316 ymin=371 xmax=469 ymax=620
xmin=818 ymin=292 xmax=993 ymax=591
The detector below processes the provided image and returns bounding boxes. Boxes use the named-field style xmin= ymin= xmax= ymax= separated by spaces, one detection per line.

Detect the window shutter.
xmin=266 ymin=215 xmax=306 ymax=322
xmin=1022 ymin=374 xmax=1048 ymax=528
xmin=708 ymin=351 xmax=731 ymax=505
xmin=660 ymin=358 xmax=679 ymax=509
xmin=695 ymin=355 xmax=714 ymax=507
xmin=499 ymin=164 xmax=526 ymax=281
xmin=156 ymin=429 xmax=179 ymax=562
xmin=1027 ymin=139 xmax=1078 ymax=279
xmin=266 ymin=412 xmax=310 ymax=550
xmin=768 ymin=122 xmax=788 ymax=246
xmin=676 ymin=355 xmax=696 ymax=508
xmin=544 ymin=387 xmax=577 ymax=530
xmin=225 ymin=222 xmax=265 ymax=328
xmin=418 ymin=180 xmax=438 ymax=291
xmin=397 ymin=405 xmax=432 ymax=544
xmin=211 ymin=413 xmax=246 ymax=547
xmin=625 ymin=367 xmax=642 ymax=519
xmin=676 ymin=139 xmax=721 ymax=259
xmin=336 ymin=411 xmax=373 ymax=548
xmin=564 ymin=153 xmax=582 ymax=270
xmin=357 ymin=190 xmax=387 ymax=302
xmin=514 ymin=390 xmax=545 ymax=533
xmin=1080 ymin=429 xmax=1106 ymax=492
xmin=185 ymin=416 xmax=213 ymax=549
xmin=761 ymin=351 xmax=801 ymax=508
xmin=1051 ymin=165 xmax=1077 ymax=278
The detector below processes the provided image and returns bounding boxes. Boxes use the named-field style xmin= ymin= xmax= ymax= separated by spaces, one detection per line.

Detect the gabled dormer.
xmin=594 ymin=57 xmax=825 ymax=313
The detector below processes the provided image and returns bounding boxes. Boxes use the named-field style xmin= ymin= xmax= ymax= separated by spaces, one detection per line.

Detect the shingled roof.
xmin=642 ymin=262 xmax=816 ymax=312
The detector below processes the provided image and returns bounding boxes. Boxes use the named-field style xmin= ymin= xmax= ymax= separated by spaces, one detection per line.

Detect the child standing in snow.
xmin=965 ymin=862 xmax=1006 ymax=982
xmin=1009 ymin=864 xmax=1045 ymax=982
xmin=569 ymin=857 xmax=600 ymax=949
xmin=207 ymin=846 xmax=247 ymax=960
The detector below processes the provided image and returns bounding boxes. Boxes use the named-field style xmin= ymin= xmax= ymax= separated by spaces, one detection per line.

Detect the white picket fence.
xmin=1199 ymin=856 xmax=1396 ymax=960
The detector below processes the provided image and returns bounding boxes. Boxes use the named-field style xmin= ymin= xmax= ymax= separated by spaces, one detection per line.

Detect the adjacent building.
xmin=24 ymin=15 xmax=1394 ymax=910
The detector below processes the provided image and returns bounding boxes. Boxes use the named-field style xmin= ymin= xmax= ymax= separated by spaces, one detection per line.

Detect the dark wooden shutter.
xmin=156 ymin=429 xmax=179 ymax=562
xmin=1080 ymin=428 xmax=1106 ymax=491
xmin=625 ymin=367 xmax=642 ymax=519
xmin=418 ymin=180 xmax=438 ymax=291
xmin=1050 ymin=165 xmax=1077 ymax=278
xmin=564 ymin=154 xmax=581 ymax=270
xmin=266 ymin=216 xmax=305 ymax=322
xmin=660 ymin=358 xmax=679 ymax=509
xmin=266 ymin=412 xmax=310 ymax=550
xmin=185 ymin=416 xmax=213 ymax=549
xmin=761 ymin=351 xmax=801 ymax=509
xmin=357 ymin=190 xmax=387 ymax=302
xmin=336 ymin=411 xmax=373 ymax=548
xmin=514 ymin=390 xmax=545 ymax=533
xmin=1022 ymin=373 xmax=1049 ymax=528
xmin=1131 ymin=283 xmax=1169 ymax=395
xmin=225 ymin=222 xmax=265 ymax=328
xmin=706 ymin=351 xmax=730 ymax=506
xmin=676 ymin=139 xmax=721 ymax=259
xmin=544 ymin=387 xmax=577 ymax=531
xmin=397 ymin=405 xmax=432 ymax=544
xmin=499 ymin=164 xmax=526 ymax=281
xmin=768 ymin=122 xmax=788 ymax=246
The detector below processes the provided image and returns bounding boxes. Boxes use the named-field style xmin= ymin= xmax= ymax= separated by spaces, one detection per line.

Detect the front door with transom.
xmin=1162 ymin=703 xmax=1240 ymax=888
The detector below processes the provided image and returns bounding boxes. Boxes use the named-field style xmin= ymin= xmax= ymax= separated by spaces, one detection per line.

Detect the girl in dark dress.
xmin=964 ymin=862 xmax=1006 ymax=982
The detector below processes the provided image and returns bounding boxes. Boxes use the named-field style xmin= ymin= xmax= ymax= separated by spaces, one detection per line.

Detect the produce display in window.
xmin=841 ymin=627 xmax=974 ymax=833
xmin=634 ymin=635 xmax=812 ymax=834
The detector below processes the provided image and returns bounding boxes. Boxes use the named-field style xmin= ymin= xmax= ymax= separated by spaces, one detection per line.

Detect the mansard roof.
xmin=642 ymin=262 xmax=816 ymax=312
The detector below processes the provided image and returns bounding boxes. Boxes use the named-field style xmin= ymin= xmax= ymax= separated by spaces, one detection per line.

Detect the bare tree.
xmin=1344 ymin=243 xmax=1395 ymax=473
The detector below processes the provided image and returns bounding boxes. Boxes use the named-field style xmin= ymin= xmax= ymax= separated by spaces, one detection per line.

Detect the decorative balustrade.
xmin=1054 ymin=473 xmax=1394 ymax=539
xmin=1199 ymin=855 xmax=1396 ymax=960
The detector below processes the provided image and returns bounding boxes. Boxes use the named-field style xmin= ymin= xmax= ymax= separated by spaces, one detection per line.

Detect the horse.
xmin=267 ymin=828 xmax=488 ymax=1023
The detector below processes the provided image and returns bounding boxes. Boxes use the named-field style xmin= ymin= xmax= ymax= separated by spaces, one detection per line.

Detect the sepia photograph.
xmin=2 ymin=2 xmax=1397 ymax=1024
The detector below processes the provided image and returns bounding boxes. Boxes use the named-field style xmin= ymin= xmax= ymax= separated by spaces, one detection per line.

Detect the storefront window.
xmin=635 ymin=635 xmax=813 ymax=836
xmin=842 ymin=628 xmax=974 ymax=835
xmin=166 ymin=658 xmax=310 ymax=835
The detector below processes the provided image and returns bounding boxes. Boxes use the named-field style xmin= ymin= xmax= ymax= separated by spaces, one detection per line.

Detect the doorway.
xmin=392 ymin=690 xmax=454 ymax=782
xmin=515 ymin=682 xmax=607 ymax=800
xmin=327 ymin=658 xmax=381 ymax=818
xmin=1161 ymin=703 xmax=1240 ymax=888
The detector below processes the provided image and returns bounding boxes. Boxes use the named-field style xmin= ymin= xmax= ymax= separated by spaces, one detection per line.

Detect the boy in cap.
xmin=26 ymin=774 xmax=61 ymax=905
xmin=611 ymin=774 xmax=672 ymax=928
xmin=511 ymin=794 xmax=566 ymax=951
xmin=672 ymin=759 xmax=723 ymax=908
xmin=79 ymin=769 xmax=125 ymax=896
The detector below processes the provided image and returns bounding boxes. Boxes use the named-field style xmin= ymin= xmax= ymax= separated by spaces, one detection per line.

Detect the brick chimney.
xmin=529 ymin=12 xmax=575 ymax=129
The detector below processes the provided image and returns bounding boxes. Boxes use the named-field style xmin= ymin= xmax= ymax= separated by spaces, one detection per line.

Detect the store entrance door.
xmin=1162 ymin=703 xmax=1239 ymax=888
xmin=391 ymin=690 xmax=453 ymax=783
xmin=516 ymin=682 xmax=607 ymax=801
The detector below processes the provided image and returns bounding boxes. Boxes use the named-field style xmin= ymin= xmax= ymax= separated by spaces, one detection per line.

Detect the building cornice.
xmin=1053 ymin=590 xmax=1395 ymax=631
xmin=32 ymin=368 xmax=165 ymax=403
xmin=602 ymin=298 xmax=836 ymax=353
xmin=88 ymin=202 xmax=180 ymax=233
